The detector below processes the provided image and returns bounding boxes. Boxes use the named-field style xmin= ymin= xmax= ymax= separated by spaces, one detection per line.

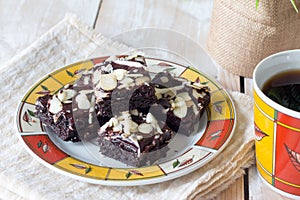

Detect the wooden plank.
xmin=248 ymin=166 xmax=293 ymax=200
xmin=95 ymin=0 xmax=218 ymax=77
xmin=96 ymin=0 xmax=213 ymax=47
xmin=245 ymin=77 xmax=253 ymax=96
xmin=0 ymin=0 xmax=101 ymax=66
xmin=213 ymin=177 xmax=244 ymax=200
xmin=217 ymin=66 xmax=241 ymax=92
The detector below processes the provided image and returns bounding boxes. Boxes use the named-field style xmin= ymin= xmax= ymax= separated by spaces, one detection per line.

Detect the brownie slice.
xmin=152 ymin=72 xmax=211 ymax=135
xmin=98 ymin=111 xmax=174 ymax=167
xmin=93 ymin=55 xmax=156 ymax=126
xmin=35 ymin=69 xmax=98 ymax=142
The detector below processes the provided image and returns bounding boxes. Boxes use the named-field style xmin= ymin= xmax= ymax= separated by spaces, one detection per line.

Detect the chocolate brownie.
xmin=96 ymin=57 xmax=210 ymax=166
xmin=93 ymin=55 xmax=156 ymax=125
xmin=152 ymin=72 xmax=210 ymax=135
xmin=98 ymin=110 xmax=174 ymax=166
xmin=35 ymin=69 xmax=98 ymax=142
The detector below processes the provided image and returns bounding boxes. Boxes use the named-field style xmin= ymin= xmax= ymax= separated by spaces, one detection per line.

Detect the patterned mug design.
xmin=253 ymin=50 xmax=300 ymax=198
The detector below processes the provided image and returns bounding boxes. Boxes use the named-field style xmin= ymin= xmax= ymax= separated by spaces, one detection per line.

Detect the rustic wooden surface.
xmin=0 ymin=0 xmax=293 ymax=199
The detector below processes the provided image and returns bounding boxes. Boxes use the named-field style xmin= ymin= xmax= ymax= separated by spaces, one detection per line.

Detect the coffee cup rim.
xmin=253 ymin=49 xmax=300 ymax=118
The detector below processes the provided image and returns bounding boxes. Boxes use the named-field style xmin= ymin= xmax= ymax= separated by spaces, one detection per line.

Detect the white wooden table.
xmin=0 ymin=0 xmax=293 ymax=199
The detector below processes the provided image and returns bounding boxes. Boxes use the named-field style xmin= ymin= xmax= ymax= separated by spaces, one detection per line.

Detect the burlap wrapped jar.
xmin=207 ymin=0 xmax=300 ymax=78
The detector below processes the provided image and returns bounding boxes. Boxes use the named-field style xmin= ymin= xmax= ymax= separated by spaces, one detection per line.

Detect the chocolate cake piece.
xmin=152 ymin=72 xmax=211 ymax=135
xmin=98 ymin=111 xmax=174 ymax=167
xmin=35 ymin=69 xmax=98 ymax=142
xmin=93 ymin=55 xmax=156 ymax=125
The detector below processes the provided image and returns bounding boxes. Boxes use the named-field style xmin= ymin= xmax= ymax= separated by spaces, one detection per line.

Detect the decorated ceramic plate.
xmin=15 ymin=57 xmax=236 ymax=186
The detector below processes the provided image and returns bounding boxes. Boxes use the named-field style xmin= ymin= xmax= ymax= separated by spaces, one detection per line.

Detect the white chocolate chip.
xmin=98 ymin=73 xmax=117 ymax=91
xmin=113 ymin=69 xmax=127 ymax=80
xmin=75 ymin=93 xmax=90 ymax=109
xmin=138 ymin=123 xmax=153 ymax=134
xmin=48 ymin=95 xmax=63 ymax=114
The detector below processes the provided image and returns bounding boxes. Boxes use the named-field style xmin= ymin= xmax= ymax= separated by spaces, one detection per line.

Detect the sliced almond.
xmin=192 ymin=89 xmax=205 ymax=99
xmin=57 ymin=90 xmax=67 ymax=102
xmin=177 ymin=92 xmax=192 ymax=101
xmin=130 ymin=109 xmax=139 ymax=116
xmin=127 ymin=73 xmax=144 ymax=78
xmin=138 ymin=123 xmax=153 ymax=134
xmin=79 ymin=90 xmax=93 ymax=95
xmin=113 ymin=69 xmax=127 ymax=80
xmin=130 ymin=121 xmax=138 ymax=132
xmin=48 ymin=95 xmax=63 ymax=114
xmin=135 ymin=76 xmax=150 ymax=85
xmin=173 ymin=97 xmax=187 ymax=118
xmin=146 ymin=113 xmax=155 ymax=123
xmin=120 ymin=77 xmax=134 ymax=85
xmin=93 ymin=69 xmax=102 ymax=85
xmin=65 ymin=89 xmax=77 ymax=100
xmin=155 ymin=87 xmax=176 ymax=98
xmin=94 ymin=90 xmax=109 ymax=99
xmin=75 ymin=93 xmax=90 ymax=109
xmin=136 ymin=135 xmax=143 ymax=140
xmin=113 ymin=125 xmax=122 ymax=132
xmin=186 ymin=100 xmax=195 ymax=108
xmin=173 ymin=105 xmax=187 ymax=118
xmin=160 ymin=76 xmax=169 ymax=83
xmin=104 ymin=64 xmax=113 ymax=73
xmin=189 ymin=82 xmax=207 ymax=90
xmin=99 ymin=73 xmax=117 ymax=91
xmin=108 ymin=117 xmax=119 ymax=127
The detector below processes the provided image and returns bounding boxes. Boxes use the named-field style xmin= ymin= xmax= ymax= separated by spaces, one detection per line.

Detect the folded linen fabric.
xmin=0 ymin=14 xmax=255 ymax=200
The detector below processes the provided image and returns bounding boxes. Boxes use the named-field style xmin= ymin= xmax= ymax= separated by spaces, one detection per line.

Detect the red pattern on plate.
xmin=92 ymin=57 xmax=108 ymax=65
xmin=196 ymin=119 xmax=234 ymax=150
xmin=22 ymin=135 xmax=68 ymax=164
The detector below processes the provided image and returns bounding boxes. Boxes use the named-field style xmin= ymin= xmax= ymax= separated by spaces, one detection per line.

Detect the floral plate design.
xmin=15 ymin=57 xmax=236 ymax=186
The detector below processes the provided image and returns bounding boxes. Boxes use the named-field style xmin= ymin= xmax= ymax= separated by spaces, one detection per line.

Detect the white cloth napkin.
xmin=0 ymin=14 xmax=255 ymax=200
